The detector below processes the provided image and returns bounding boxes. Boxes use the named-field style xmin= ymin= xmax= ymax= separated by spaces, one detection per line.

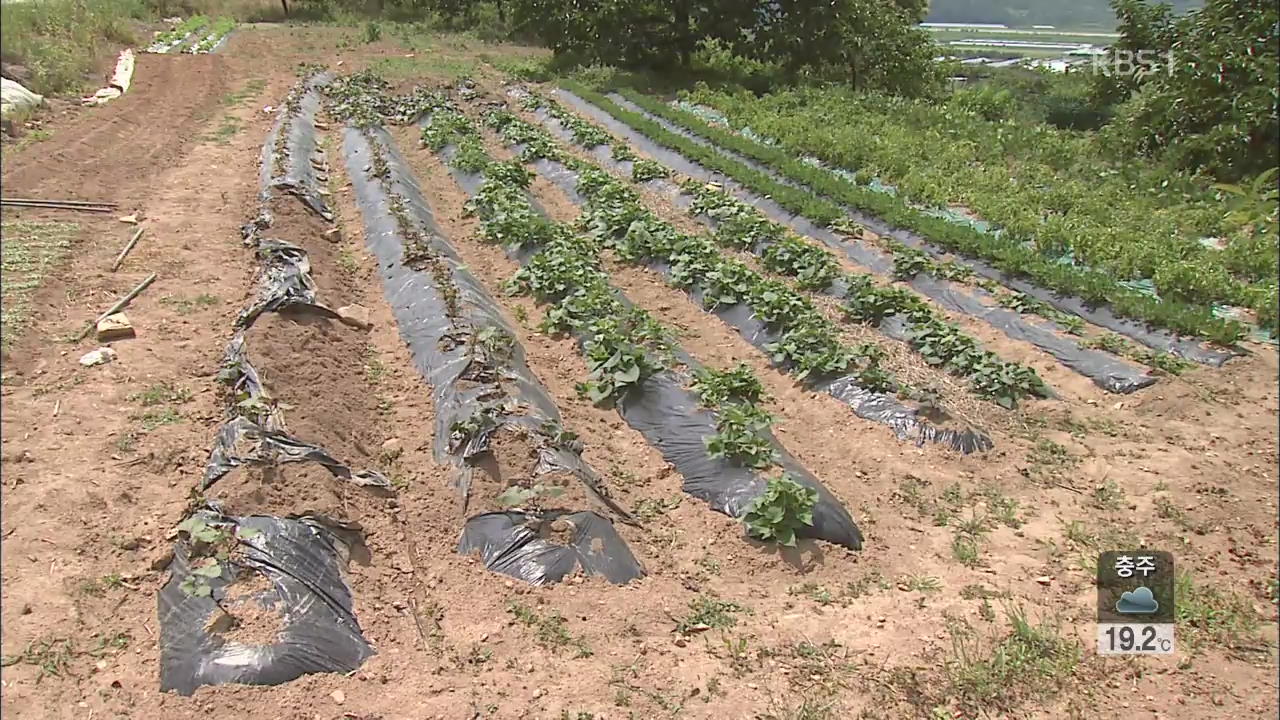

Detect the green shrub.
xmin=1 ymin=0 xmax=147 ymax=96
xmin=742 ymin=474 xmax=818 ymax=547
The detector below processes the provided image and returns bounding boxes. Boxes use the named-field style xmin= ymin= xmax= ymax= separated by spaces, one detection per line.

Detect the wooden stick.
xmin=77 ymin=272 xmax=157 ymax=340
xmin=110 ymin=227 xmax=145 ymax=272
xmin=1 ymin=197 xmax=119 ymax=207
xmin=1 ymin=200 xmax=115 ymax=213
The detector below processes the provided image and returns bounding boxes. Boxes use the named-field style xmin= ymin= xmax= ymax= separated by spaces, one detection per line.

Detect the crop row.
xmin=187 ymin=17 xmax=235 ymax=54
xmin=597 ymin=86 xmax=1258 ymax=345
xmin=681 ymin=87 xmax=1278 ymax=335
xmin=496 ymin=95 xmax=1053 ymax=408
xmin=148 ymin=15 xmax=210 ymax=52
xmin=520 ymin=89 xmax=1187 ymax=389
xmin=433 ymin=106 xmax=793 ymax=463
xmin=163 ymin=73 xmax=378 ymax=695
xmin=423 ymin=104 xmax=862 ymax=546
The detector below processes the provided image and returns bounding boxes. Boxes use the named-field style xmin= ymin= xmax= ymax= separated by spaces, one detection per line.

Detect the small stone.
xmin=117 ymin=214 xmax=138 ymax=224
xmin=330 ymin=689 xmax=345 ymax=705
xmin=336 ymin=304 xmax=371 ymax=330
xmin=20 ymin=604 xmax=31 ymax=615
xmin=1035 ymin=576 xmax=1053 ymax=585
xmin=381 ymin=438 xmax=403 ymax=459
xmin=673 ymin=637 xmax=687 ymax=647
xmin=96 ymin=313 xmax=135 ymax=342
xmin=323 ymin=227 xmax=342 ymax=242
xmin=79 ymin=347 xmax=118 ymax=367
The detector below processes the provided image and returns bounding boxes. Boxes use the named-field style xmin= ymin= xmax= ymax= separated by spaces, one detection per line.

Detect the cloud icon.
xmin=1116 ymin=586 xmax=1159 ymax=614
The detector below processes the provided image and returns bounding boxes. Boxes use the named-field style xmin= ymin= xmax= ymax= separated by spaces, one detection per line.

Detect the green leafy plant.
xmin=690 ymin=363 xmax=767 ymax=406
xmin=705 ymin=403 xmax=778 ymax=469
xmin=630 ymin=159 xmax=671 ymax=182
xmin=530 ymin=91 xmax=1050 ymax=406
xmin=576 ymin=333 xmax=661 ymax=406
xmin=742 ymin=474 xmax=818 ymax=546
xmin=495 ymin=483 xmax=566 ymax=509
xmin=675 ymin=596 xmax=745 ymax=634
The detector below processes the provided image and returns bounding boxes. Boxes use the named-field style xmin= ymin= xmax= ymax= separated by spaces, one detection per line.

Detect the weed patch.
xmin=1175 ymin=572 xmax=1261 ymax=652
xmin=939 ymin=607 xmax=1081 ymax=714
xmin=508 ymin=602 xmax=592 ymax=657
xmin=159 ymin=293 xmax=220 ymax=315
xmin=1 ymin=221 xmax=77 ymax=348
xmin=675 ymin=596 xmax=745 ymax=634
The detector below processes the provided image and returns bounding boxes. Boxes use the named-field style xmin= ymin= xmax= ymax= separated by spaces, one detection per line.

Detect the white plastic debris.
xmin=1 ymin=77 xmax=43 ymax=118
xmin=79 ymin=347 xmax=118 ymax=367
xmin=82 ymin=50 xmax=135 ymax=106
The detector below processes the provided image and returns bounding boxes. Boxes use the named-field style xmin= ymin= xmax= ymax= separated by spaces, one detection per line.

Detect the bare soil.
xmin=1 ymin=25 xmax=1276 ymax=720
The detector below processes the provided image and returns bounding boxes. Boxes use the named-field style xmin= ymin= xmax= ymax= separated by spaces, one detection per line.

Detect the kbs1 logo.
xmin=1092 ymin=48 xmax=1177 ymax=78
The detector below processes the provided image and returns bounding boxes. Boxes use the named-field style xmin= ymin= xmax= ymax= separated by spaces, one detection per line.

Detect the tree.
xmin=509 ymin=0 xmax=943 ymax=96
xmin=1101 ymin=0 xmax=1279 ymax=180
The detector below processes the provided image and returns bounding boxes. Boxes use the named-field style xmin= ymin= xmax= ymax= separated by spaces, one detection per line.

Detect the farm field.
xmin=0 ymin=18 xmax=1276 ymax=720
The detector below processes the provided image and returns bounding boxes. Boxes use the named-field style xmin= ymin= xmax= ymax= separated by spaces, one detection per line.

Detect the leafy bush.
xmin=1100 ymin=0 xmax=1279 ymax=181
xmin=630 ymin=159 xmax=670 ymax=183
xmin=508 ymin=0 xmax=941 ymax=96
xmin=705 ymin=403 xmax=778 ymax=469
xmin=742 ymin=474 xmax=818 ymax=546
xmin=949 ymin=85 xmax=1018 ymax=122
xmin=690 ymin=363 xmax=767 ymax=407
xmin=1 ymin=0 xmax=147 ymax=95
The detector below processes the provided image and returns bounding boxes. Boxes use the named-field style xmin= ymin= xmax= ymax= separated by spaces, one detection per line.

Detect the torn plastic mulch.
xmin=256 ymin=72 xmax=334 ymax=222
xmin=235 ymin=238 xmax=342 ymax=328
xmin=429 ymin=126 xmax=864 ymax=550
xmin=337 ymin=123 xmax=645 ymax=583
xmin=601 ymin=93 xmax=1235 ymax=368
xmin=158 ymin=509 xmax=374 ymax=696
xmin=550 ymin=90 xmax=1161 ymax=394
xmin=162 ymin=73 xmax=383 ymax=696
xmin=459 ymin=511 xmax=644 ymax=586
xmin=495 ymin=106 xmax=994 ymax=453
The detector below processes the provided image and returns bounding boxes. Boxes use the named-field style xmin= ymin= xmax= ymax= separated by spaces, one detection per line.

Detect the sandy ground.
xmin=1 ymin=24 xmax=1276 ymax=720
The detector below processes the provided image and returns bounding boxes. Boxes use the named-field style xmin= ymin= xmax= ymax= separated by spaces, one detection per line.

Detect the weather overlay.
xmin=1096 ymin=551 xmax=1176 ymax=655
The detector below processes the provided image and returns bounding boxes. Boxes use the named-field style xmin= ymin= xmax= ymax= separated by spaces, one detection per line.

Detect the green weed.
xmin=159 ymin=293 xmax=220 ymax=315
xmin=675 ymin=596 xmax=744 ymax=634
xmin=130 ymin=382 xmax=192 ymax=407
xmin=1091 ymin=480 xmax=1126 ymax=511
xmin=943 ymin=606 xmax=1080 ymax=713
xmin=137 ymin=407 xmax=182 ymax=431
xmin=508 ymin=602 xmax=592 ymax=657
xmin=1 ymin=221 xmax=77 ymax=349
xmin=1176 ymin=572 xmax=1260 ymax=652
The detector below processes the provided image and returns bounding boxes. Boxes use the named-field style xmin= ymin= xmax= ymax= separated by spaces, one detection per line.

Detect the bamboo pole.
xmin=110 ymin=227 xmax=145 ymax=272
xmin=77 ymin=273 xmax=157 ymax=340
